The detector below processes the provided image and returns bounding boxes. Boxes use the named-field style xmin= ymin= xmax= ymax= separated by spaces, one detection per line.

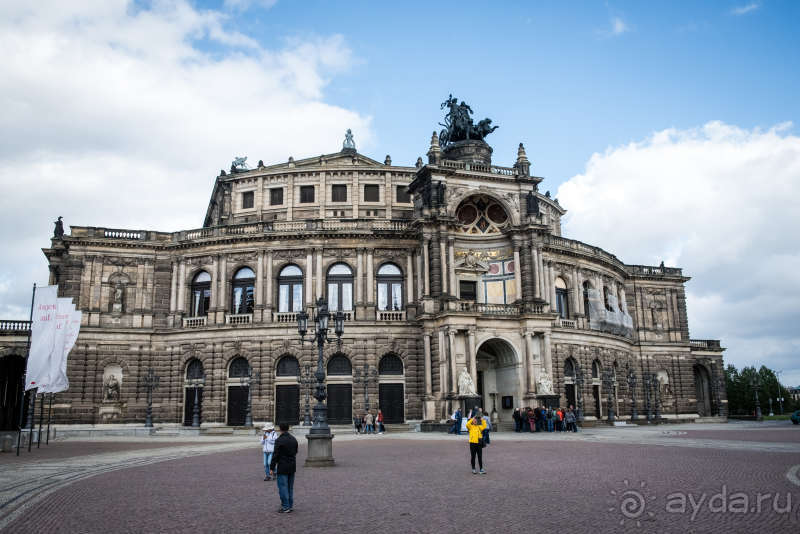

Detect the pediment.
xmin=454 ymin=252 xmax=490 ymax=274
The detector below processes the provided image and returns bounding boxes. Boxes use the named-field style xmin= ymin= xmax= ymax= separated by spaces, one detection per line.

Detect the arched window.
xmin=276 ymin=355 xmax=300 ymax=377
xmin=555 ymin=277 xmax=569 ymax=319
xmin=583 ymin=281 xmax=591 ymax=320
xmin=326 ymin=263 xmax=353 ymax=312
xmin=327 ymin=354 xmax=352 ymax=376
xmin=592 ymin=360 xmax=600 ymax=379
xmin=564 ymin=358 xmax=576 ymax=378
xmin=278 ymin=265 xmax=303 ymax=313
xmin=379 ymin=354 xmax=404 ymax=375
xmin=377 ymin=263 xmax=403 ymax=311
xmin=190 ymin=271 xmax=211 ymax=317
xmin=231 ymin=267 xmax=255 ymax=315
xmin=228 ymin=357 xmax=250 ymax=378
xmin=186 ymin=358 xmax=204 ymax=380
xmin=456 ymin=195 xmax=510 ymax=234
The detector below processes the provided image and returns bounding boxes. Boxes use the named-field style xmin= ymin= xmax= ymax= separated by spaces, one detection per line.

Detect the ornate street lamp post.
xmin=644 ymin=374 xmax=653 ymax=421
xmin=652 ymin=373 xmax=661 ymax=420
xmin=750 ymin=377 xmax=762 ymax=420
xmin=191 ymin=373 xmax=205 ymax=428
xmin=300 ymin=364 xmax=313 ymax=426
xmin=602 ymin=369 xmax=615 ymax=423
xmin=626 ymin=365 xmax=638 ymax=421
xmin=240 ymin=365 xmax=261 ymax=428
xmin=575 ymin=365 xmax=585 ymax=423
xmin=778 ymin=396 xmax=785 ymax=415
xmin=297 ymin=297 xmax=343 ymax=466
xmin=354 ymin=363 xmax=378 ymax=412
xmin=769 ymin=397 xmax=774 ymax=417
xmin=142 ymin=367 xmax=160 ymax=428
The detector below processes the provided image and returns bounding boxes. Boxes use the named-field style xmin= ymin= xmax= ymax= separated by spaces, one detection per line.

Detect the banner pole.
xmin=16 ymin=283 xmax=36 ymax=456
xmin=27 ymin=391 xmax=36 ymax=452
xmin=37 ymin=392 xmax=44 ymax=448
xmin=46 ymin=393 xmax=54 ymax=445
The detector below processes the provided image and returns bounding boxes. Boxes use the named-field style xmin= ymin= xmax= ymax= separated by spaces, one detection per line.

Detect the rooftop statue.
xmin=439 ymin=94 xmax=498 ymax=147
xmin=230 ymin=156 xmax=249 ymax=173
xmin=343 ymin=129 xmax=356 ymax=150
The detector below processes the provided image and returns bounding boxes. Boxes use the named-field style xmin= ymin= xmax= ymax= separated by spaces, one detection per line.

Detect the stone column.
xmin=406 ymin=251 xmax=414 ymax=306
xmin=532 ymin=246 xmax=540 ymax=299
xmin=356 ymin=249 xmax=364 ymax=306
xmin=265 ymin=251 xmax=273 ymax=321
xmin=422 ymin=237 xmax=430 ymax=296
xmin=416 ymin=250 xmax=423 ymax=301
xmin=468 ymin=328 xmax=477 ymax=384
xmin=550 ymin=263 xmax=558 ymax=309
xmin=447 ymin=237 xmax=456 ymax=296
xmin=177 ymin=260 xmax=186 ymax=314
xmin=219 ymin=255 xmax=228 ymax=312
xmin=256 ymin=250 xmax=264 ymax=308
xmin=525 ymin=332 xmax=536 ymax=393
xmin=366 ymin=249 xmax=374 ymax=306
xmin=439 ymin=238 xmax=448 ymax=296
xmin=423 ymin=333 xmax=432 ymax=396
xmin=575 ymin=268 xmax=583 ymax=315
xmin=448 ymin=329 xmax=457 ymax=394
xmin=538 ymin=249 xmax=546 ymax=302
xmin=438 ymin=329 xmax=448 ymax=396
xmin=513 ymin=245 xmax=522 ymax=302
xmin=305 ymin=250 xmax=313 ymax=305
xmin=169 ymin=261 xmax=177 ymax=313
xmin=543 ymin=332 xmax=553 ymax=378
xmin=315 ymin=247 xmax=323 ymax=301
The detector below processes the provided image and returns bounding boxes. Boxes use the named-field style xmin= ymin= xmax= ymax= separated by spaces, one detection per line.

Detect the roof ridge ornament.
xmin=343 ymin=129 xmax=356 ymax=151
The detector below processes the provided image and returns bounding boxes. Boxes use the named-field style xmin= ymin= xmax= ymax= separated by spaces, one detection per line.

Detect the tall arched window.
xmin=603 ymin=286 xmax=613 ymax=311
xmin=276 ymin=355 xmax=300 ymax=377
xmin=583 ymin=281 xmax=591 ymax=320
xmin=231 ymin=267 xmax=255 ymax=315
xmin=278 ymin=265 xmax=303 ymax=313
xmin=555 ymin=277 xmax=569 ymax=319
xmin=327 ymin=354 xmax=352 ymax=376
xmin=326 ymin=263 xmax=353 ymax=312
xmin=564 ymin=358 xmax=576 ymax=378
xmin=377 ymin=263 xmax=403 ymax=311
xmin=379 ymin=354 xmax=404 ymax=375
xmin=229 ymin=357 xmax=250 ymax=378
xmin=186 ymin=358 xmax=204 ymax=380
xmin=190 ymin=271 xmax=211 ymax=317
xmin=592 ymin=360 xmax=600 ymax=379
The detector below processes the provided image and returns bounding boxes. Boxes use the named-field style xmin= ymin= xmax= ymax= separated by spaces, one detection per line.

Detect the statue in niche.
xmin=457 ymin=367 xmax=477 ymax=396
xmin=105 ymin=374 xmax=120 ymax=401
xmin=538 ymin=373 xmax=554 ymax=395
xmin=112 ymin=284 xmax=124 ymax=313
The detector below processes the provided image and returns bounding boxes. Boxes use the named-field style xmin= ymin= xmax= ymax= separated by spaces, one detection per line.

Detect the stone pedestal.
xmin=98 ymin=401 xmax=123 ymax=422
xmin=536 ymin=394 xmax=560 ymax=409
xmin=305 ymin=433 xmax=335 ymax=467
xmin=442 ymin=139 xmax=493 ymax=165
xmin=457 ymin=395 xmax=482 ymax=416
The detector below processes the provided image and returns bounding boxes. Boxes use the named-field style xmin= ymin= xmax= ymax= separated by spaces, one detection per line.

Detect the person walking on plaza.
xmin=466 ymin=413 xmax=487 ymax=474
xmin=364 ymin=410 xmax=375 ymax=434
xmin=565 ymin=407 xmax=577 ymax=432
xmin=353 ymin=413 xmax=362 ymax=434
xmin=269 ymin=423 xmax=298 ymax=513
xmin=449 ymin=407 xmax=462 ymax=435
xmin=481 ymin=408 xmax=492 ymax=445
xmin=377 ymin=409 xmax=385 ymax=434
xmin=512 ymin=408 xmax=521 ymax=432
xmin=260 ymin=423 xmax=278 ymax=481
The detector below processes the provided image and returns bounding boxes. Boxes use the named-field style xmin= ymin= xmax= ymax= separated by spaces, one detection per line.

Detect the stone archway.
xmin=694 ymin=364 xmax=712 ymax=416
xmin=476 ymin=338 xmax=522 ymax=422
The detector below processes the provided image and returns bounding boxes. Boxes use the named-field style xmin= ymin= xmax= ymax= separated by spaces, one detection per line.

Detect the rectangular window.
xmin=270 ymin=188 xmax=283 ymax=206
xmin=459 ymin=281 xmax=477 ymax=301
xmin=396 ymin=185 xmax=411 ymax=203
xmin=242 ymin=191 xmax=254 ymax=209
xmin=332 ymin=184 xmax=347 ymax=202
xmin=328 ymin=283 xmax=339 ymax=312
xmin=300 ymin=185 xmax=315 ymax=203
xmin=364 ymin=184 xmax=379 ymax=202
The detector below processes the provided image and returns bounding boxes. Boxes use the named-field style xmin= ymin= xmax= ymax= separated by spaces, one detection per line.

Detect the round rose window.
xmin=456 ymin=195 xmax=510 ymax=234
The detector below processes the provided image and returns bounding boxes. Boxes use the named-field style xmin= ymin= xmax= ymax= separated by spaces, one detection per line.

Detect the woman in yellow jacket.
xmin=466 ymin=414 xmax=487 ymax=474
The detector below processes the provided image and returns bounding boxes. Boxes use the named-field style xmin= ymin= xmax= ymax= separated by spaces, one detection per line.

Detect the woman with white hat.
xmin=260 ymin=424 xmax=278 ymax=481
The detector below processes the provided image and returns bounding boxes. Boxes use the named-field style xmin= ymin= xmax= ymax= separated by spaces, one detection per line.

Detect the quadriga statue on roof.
xmin=439 ymin=94 xmax=499 ymax=147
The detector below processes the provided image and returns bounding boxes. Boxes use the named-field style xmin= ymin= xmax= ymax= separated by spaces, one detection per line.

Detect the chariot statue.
xmin=438 ymin=94 xmax=498 ymax=147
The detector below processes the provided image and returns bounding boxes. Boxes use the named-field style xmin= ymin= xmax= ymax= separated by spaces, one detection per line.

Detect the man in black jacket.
xmin=269 ymin=423 xmax=298 ymax=513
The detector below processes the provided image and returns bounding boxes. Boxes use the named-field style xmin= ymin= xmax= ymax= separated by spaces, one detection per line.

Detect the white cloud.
xmin=558 ymin=121 xmax=800 ymax=386
xmin=731 ymin=3 xmax=760 ymax=16
xmin=611 ymin=17 xmax=629 ymax=35
xmin=0 ymin=0 xmax=370 ymax=318
xmin=223 ymin=0 xmax=279 ymax=11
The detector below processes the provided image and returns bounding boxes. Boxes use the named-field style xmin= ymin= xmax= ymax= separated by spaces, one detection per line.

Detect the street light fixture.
xmin=300 ymin=364 xmax=313 ymax=426
xmin=240 ymin=365 xmax=261 ymax=428
xmin=297 ymin=297 xmax=343 ymax=466
xmin=750 ymin=377 xmax=762 ymax=420
xmin=354 ymin=364 xmax=378 ymax=412
xmin=602 ymin=369 xmax=615 ymax=424
xmin=191 ymin=373 xmax=205 ymax=428
xmin=575 ymin=365 xmax=585 ymax=423
xmin=142 ymin=367 xmax=160 ymax=428
xmin=626 ymin=365 xmax=638 ymax=421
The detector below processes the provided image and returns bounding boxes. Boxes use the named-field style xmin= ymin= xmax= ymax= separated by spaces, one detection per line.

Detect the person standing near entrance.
xmin=364 ymin=410 xmax=375 ymax=434
xmin=260 ymin=424 xmax=278 ymax=481
xmin=377 ymin=409 xmax=385 ymax=434
xmin=449 ymin=408 xmax=462 ymax=435
xmin=269 ymin=423 xmax=298 ymax=513
xmin=466 ymin=413 xmax=487 ymax=474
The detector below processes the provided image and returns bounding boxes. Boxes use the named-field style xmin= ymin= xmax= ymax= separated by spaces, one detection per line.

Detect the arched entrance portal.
xmin=476 ymin=338 xmax=521 ymax=421
xmin=0 ymin=355 xmax=25 ymax=431
xmin=694 ymin=365 xmax=712 ymax=416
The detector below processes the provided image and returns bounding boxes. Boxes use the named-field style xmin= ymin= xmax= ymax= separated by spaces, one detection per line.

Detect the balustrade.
xmin=183 ymin=317 xmax=207 ymax=328
xmin=225 ymin=313 xmax=253 ymax=325
xmin=0 ymin=319 xmax=31 ymax=333
xmin=377 ymin=310 xmax=405 ymax=321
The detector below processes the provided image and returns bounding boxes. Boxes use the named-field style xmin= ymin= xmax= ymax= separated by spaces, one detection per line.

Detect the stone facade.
xmin=0 ymin=129 xmax=726 ymax=429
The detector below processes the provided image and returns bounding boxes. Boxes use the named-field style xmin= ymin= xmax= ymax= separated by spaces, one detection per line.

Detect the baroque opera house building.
xmin=3 ymin=101 xmax=727 ymax=430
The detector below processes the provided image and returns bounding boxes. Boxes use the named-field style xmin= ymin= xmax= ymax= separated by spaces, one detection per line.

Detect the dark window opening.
xmin=556 ymin=288 xmax=569 ymax=319
xmin=270 ymin=188 xmax=283 ymax=206
xmin=364 ymin=184 xmax=379 ymax=202
xmin=396 ymin=185 xmax=411 ymax=203
xmin=277 ymin=356 xmax=300 ymax=377
xmin=242 ymin=191 xmax=254 ymax=209
xmin=379 ymin=354 xmax=404 ymax=375
xmin=332 ymin=184 xmax=347 ymax=202
xmin=459 ymin=280 xmax=477 ymax=300
xmin=300 ymin=185 xmax=315 ymax=203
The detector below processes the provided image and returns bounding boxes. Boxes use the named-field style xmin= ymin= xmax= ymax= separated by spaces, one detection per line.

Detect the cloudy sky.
xmin=1 ymin=1 xmax=798 ymax=385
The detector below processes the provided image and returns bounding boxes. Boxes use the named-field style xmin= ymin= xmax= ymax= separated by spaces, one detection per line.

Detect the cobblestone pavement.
xmin=2 ymin=422 xmax=799 ymax=533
